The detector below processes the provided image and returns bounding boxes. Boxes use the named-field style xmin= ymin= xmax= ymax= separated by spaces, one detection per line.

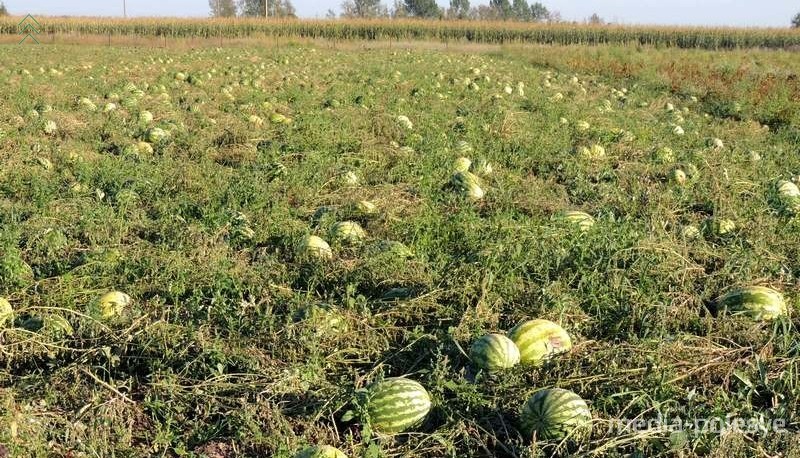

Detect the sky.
xmin=3 ymin=0 xmax=798 ymax=27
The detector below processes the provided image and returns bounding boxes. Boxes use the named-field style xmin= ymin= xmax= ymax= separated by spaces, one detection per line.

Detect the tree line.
xmin=210 ymin=0 xmax=558 ymax=22
xmin=211 ymin=1 xmax=800 ymax=27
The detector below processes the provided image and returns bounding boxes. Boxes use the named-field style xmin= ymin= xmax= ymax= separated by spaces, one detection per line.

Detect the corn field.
xmin=3 ymin=17 xmax=800 ymax=49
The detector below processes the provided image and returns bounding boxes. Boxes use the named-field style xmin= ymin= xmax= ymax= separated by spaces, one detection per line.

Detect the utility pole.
xmin=265 ymin=0 xmax=268 ymax=18
xmin=123 ymin=0 xmax=127 ymax=18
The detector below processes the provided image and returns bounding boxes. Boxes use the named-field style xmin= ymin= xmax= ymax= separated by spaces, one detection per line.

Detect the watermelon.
xmin=90 ymin=291 xmax=131 ymax=320
xmin=708 ymin=218 xmax=736 ymax=237
xmin=295 ymin=445 xmax=347 ymax=458
xmin=520 ymin=388 xmax=592 ymax=441
xmin=470 ymin=334 xmax=520 ymax=371
xmin=329 ymin=221 xmax=366 ymax=245
xmin=554 ymin=211 xmax=595 ymax=232
xmin=0 ymin=297 xmax=13 ymax=328
xmin=680 ymin=225 xmax=701 ymax=240
xmin=366 ymin=377 xmax=432 ymax=434
xmin=351 ymin=200 xmax=377 ymax=218
xmin=375 ymin=240 xmax=415 ymax=259
xmin=652 ymin=147 xmax=675 ymax=164
xmin=578 ymin=144 xmax=605 ymax=160
xmin=145 ymin=127 xmax=169 ymax=144
xmin=451 ymin=171 xmax=485 ymax=200
xmin=775 ymin=180 xmax=800 ymax=215
xmin=670 ymin=168 xmax=688 ymax=184
xmin=454 ymin=140 xmax=473 ymax=155
xmin=454 ymin=157 xmax=472 ymax=173
xmin=717 ymin=286 xmax=787 ymax=321
xmin=508 ymin=319 xmax=572 ymax=366
xmin=297 ymin=235 xmax=333 ymax=260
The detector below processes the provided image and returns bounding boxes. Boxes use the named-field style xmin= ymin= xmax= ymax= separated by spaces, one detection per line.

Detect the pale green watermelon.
xmin=297 ymin=235 xmax=333 ymax=260
xmin=0 ymin=297 xmax=13 ymax=328
xmin=329 ymin=221 xmax=366 ymax=245
xmin=508 ymin=319 xmax=572 ymax=366
xmin=90 ymin=291 xmax=131 ymax=320
xmin=295 ymin=445 xmax=347 ymax=458
xmin=367 ymin=377 xmax=432 ymax=434
xmin=717 ymin=286 xmax=787 ymax=320
xmin=454 ymin=157 xmax=472 ymax=173
xmin=554 ymin=211 xmax=595 ymax=231
xmin=470 ymin=333 xmax=520 ymax=371
xmin=520 ymin=388 xmax=592 ymax=441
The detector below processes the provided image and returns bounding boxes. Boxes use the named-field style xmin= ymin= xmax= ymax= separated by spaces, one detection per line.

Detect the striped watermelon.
xmin=451 ymin=171 xmax=485 ymax=200
xmin=367 ymin=377 xmax=432 ymax=434
xmin=554 ymin=211 xmax=594 ymax=232
xmin=717 ymin=286 xmax=787 ymax=320
xmin=508 ymin=320 xmax=572 ymax=366
xmin=520 ymin=388 xmax=592 ymax=441
xmin=454 ymin=157 xmax=472 ymax=172
xmin=708 ymin=217 xmax=736 ymax=237
xmin=470 ymin=334 xmax=520 ymax=371
xmin=295 ymin=445 xmax=347 ymax=458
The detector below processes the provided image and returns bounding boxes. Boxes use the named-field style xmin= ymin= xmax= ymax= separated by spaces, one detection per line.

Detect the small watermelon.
xmin=90 ymin=291 xmax=131 ymax=320
xmin=451 ymin=171 xmax=485 ymax=200
xmin=366 ymin=377 xmax=432 ymax=434
xmin=330 ymin=221 xmax=366 ymax=245
xmin=520 ymin=388 xmax=592 ymax=441
xmin=295 ymin=445 xmax=347 ymax=458
xmin=470 ymin=334 xmax=520 ymax=371
xmin=508 ymin=319 xmax=572 ymax=366
xmin=775 ymin=180 xmax=800 ymax=215
xmin=0 ymin=297 xmax=13 ymax=328
xmin=554 ymin=211 xmax=595 ymax=232
xmin=717 ymin=286 xmax=787 ymax=320
xmin=707 ymin=217 xmax=736 ymax=237
xmin=454 ymin=157 xmax=472 ymax=172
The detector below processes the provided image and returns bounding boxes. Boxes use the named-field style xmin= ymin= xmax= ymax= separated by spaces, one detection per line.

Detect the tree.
xmin=448 ymin=0 xmax=470 ymax=19
xmin=529 ymin=2 xmax=549 ymax=22
xmin=209 ymin=0 xmax=237 ymax=17
xmin=588 ymin=13 xmax=604 ymax=25
xmin=403 ymin=0 xmax=441 ymax=18
xmin=511 ymin=0 xmax=530 ymax=21
xmin=489 ymin=0 xmax=512 ymax=20
xmin=0 ymin=2 xmax=8 ymax=16
xmin=238 ymin=0 xmax=296 ymax=18
xmin=341 ymin=0 xmax=386 ymax=18
xmin=792 ymin=12 xmax=800 ymax=28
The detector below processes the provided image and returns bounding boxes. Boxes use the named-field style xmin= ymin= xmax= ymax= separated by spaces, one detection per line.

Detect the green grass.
xmin=1 ymin=41 xmax=799 ymax=457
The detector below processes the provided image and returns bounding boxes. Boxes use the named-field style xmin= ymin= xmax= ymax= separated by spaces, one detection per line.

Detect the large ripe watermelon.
xmin=508 ymin=319 xmax=572 ymax=366
xmin=295 ymin=445 xmax=347 ymax=458
xmin=367 ymin=377 xmax=432 ymax=434
xmin=297 ymin=235 xmax=333 ymax=260
xmin=470 ymin=333 xmax=520 ymax=371
xmin=717 ymin=286 xmax=787 ymax=320
xmin=520 ymin=388 xmax=592 ymax=441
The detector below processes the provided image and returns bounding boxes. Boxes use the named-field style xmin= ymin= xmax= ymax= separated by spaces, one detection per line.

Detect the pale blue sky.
xmin=3 ymin=0 xmax=797 ymax=27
